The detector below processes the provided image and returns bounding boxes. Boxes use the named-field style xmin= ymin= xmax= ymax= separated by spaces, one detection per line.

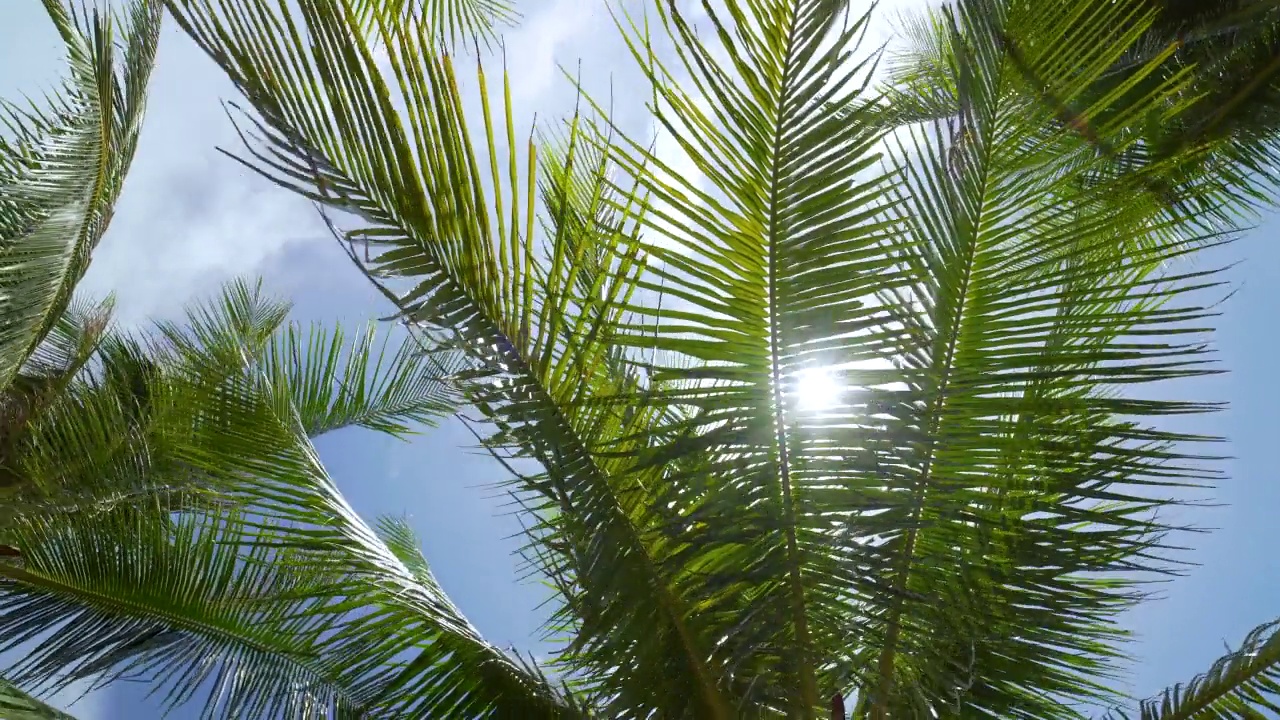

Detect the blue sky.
xmin=2 ymin=1 xmax=1279 ymax=717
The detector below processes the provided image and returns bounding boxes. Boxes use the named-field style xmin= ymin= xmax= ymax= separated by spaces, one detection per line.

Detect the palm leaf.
xmin=0 ymin=279 xmax=289 ymax=528
xmin=260 ymin=320 xmax=463 ymax=437
xmin=880 ymin=0 xmax=1273 ymax=229
xmin=350 ymin=0 xmax=519 ymax=47
xmin=838 ymin=1 xmax=1228 ymax=716
xmin=1102 ymin=618 xmax=1280 ymax=719
xmin=163 ymin=0 xmax=738 ymax=715
xmin=585 ymin=0 xmax=911 ymax=714
xmin=0 ymin=366 xmax=580 ymax=718
xmin=0 ymin=0 xmax=161 ymax=393
xmin=161 ymin=278 xmax=463 ymax=438
xmin=0 ymin=678 xmax=77 ymax=720
xmin=1 ymin=276 xmax=459 ymax=532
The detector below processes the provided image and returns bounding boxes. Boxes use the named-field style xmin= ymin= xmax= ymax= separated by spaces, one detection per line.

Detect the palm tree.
xmin=0 ymin=2 xmax=468 ymax=714
xmin=2 ymin=0 xmax=1279 ymax=716
xmin=0 ymin=0 xmax=161 ymax=441
xmin=0 ymin=0 xmax=462 ymax=521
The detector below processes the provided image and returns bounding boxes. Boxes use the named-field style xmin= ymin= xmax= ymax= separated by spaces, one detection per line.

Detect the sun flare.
xmin=794 ymin=367 xmax=843 ymax=412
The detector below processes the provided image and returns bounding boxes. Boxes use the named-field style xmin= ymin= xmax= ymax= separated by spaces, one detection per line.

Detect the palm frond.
xmin=588 ymin=0 xmax=906 ymax=714
xmin=0 ymin=280 xmax=290 ymax=527
xmin=1102 ymin=618 xmax=1280 ymax=720
xmin=350 ymin=0 xmax=519 ymax=48
xmin=150 ymin=278 xmax=461 ymax=438
xmin=0 ymin=507 xmax=361 ymax=718
xmin=18 ymin=296 xmax=114 ymax=385
xmin=0 ymin=0 xmax=161 ymax=392
xmin=0 ymin=371 xmax=582 ymax=718
xmin=156 ymin=277 xmax=291 ymax=371
xmin=261 ymin=321 xmax=463 ymax=437
xmin=0 ymin=678 xmax=77 ymax=720
xmin=881 ymin=0 xmax=1279 ymax=229
xmin=834 ymin=1 xmax=1229 ymax=717
xmin=163 ymin=0 xmax=739 ymax=715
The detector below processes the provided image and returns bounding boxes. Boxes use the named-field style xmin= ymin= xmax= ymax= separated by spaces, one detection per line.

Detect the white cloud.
xmin=75 ymin=20 xmax=321 ymax=324
xmin=501 ymin=0 xmax=603 ymax=104
xmin=79 ymin=0 xmax=633 ymax=325
xmin=6 ymin=0 xmax=941 ymax=327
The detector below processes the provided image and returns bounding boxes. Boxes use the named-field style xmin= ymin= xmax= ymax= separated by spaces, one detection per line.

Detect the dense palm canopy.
xmin=886 ymin=0 xmax=1280 ymax=219
xmin=3 ymin=0 xmax=1280 ymax=717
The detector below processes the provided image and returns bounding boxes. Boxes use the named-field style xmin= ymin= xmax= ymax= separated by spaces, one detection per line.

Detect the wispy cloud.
xmin=47 ymin=680 xmax=109 ymax=720
xmin=77 ymin=21 xmax=322 ymax=324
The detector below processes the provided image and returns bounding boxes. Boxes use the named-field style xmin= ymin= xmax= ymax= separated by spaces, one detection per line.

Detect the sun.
xmin=794 ymin=367 xmax=843 ymax=412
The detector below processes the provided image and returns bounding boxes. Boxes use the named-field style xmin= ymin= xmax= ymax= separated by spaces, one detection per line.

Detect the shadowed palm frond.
xmin=883 ymin=0 xmax=1280 ymax=229
xmin=0 ymin=0 xmax=161 ymax=393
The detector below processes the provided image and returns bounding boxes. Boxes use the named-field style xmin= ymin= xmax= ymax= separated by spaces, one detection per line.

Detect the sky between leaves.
xmin=1 ymin=0 xmax=1279 ymax=717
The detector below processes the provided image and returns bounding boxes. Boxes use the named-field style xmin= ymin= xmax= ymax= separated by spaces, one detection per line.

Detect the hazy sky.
xmin=2 ymin=1 xmax=1279 ymax=717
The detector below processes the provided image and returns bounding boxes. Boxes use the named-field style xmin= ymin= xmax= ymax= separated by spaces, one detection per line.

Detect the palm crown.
xmin=2 ymin=0 xmax=1280 ymax=718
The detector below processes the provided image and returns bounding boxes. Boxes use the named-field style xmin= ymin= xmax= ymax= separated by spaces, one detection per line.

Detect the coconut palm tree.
xmin=0 ymin=0 xmax=465 ymax=523
xmin=0 ymin=0 xmax=162 ymax=415
xmin=0 ymin=2 xmax=468 ymax=715
xmin=2 ymin=0 xmax=1279 ymax=716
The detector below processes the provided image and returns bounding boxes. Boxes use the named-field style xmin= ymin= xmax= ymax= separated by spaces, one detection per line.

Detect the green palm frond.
xmin=164 ymin=0 xmax=737 ymax=715
xmin=590 ymin=1 xmax=907 ymax=713
xmin=18 ymin=296 xmax=114 ymax=385
xmin=0 ymin=678 xmax=77 ymax=720
xmin=261 ymin=321 xmax=463 ymax=437
xmin=883 ymin=0 xmax=1280 ymax=228
xmin=0 ymin=507 xmax=359 ymax=718
xmin=0 ymin=359 xmax=579 ymax=718
xmin=1103 ymin=618 xmax=1280 ymax=720
xmin=832 ymin=1 xmax=1228 ymax=716
xmin=160 ymin=278 xmax=462 ymax=437
xmin=1 ymin=298 xmax=114 ymax=498
xmin=143 ymin=0 xmax=1264 ymax=718
xmin=2 ymin=276 xmax=460 ymax=533
xmin=0 ymin=0 xmax=161 ymax=393
xmin=0 ymin=331 xmax=258 ymax=531
xmin=350 ymin=0 xmax=518 ymax=47
xmin=0 ymin=280 xmax=287 ymax=527
xmin=157 ymin=277 xmax=292 ymax=371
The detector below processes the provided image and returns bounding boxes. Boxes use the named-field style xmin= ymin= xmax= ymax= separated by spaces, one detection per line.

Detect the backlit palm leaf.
xmin=351 ymin=0 xmax=518 ymax=47
xmin=0 ymin=0 xmax=161 ymax=393
xmin=164 ymin=0 xmax=737 ymax=715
